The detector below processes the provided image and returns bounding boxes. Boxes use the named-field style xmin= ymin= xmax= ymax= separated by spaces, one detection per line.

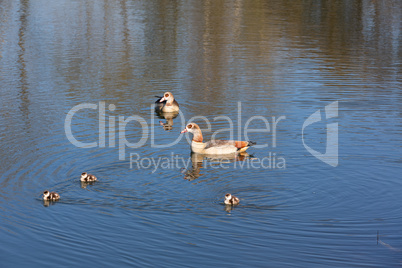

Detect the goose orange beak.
xmin=180 ymin=128 xmax=187 ymax=134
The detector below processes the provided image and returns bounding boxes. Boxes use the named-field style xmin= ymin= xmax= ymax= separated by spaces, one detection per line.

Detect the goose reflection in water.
xmin=183 ymin=152 xmax=252 ymax=181
xmin=156 ymin=110 xmax=179 ymax=131
xmin=224 ymin=204 xmax=238 ymax=213
xmin=80 ymin=181 xmax=96 ymax=189
xmin=43 ymin=200 xmax=53 ymax=207
xmin=42 ymin=197 xmax=59 ymax=207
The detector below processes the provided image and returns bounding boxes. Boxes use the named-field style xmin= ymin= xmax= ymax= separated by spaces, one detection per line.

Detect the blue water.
xmin=0 ymin=0 xmax=401 ymax=266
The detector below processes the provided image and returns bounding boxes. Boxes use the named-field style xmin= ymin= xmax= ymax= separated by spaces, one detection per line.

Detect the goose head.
xmin=159 ymin=92 xmax=175 ymax=104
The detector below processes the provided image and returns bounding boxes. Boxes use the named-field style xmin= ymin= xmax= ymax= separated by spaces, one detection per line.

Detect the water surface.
xmin=0 ymin=0 xmax=401 ymax=267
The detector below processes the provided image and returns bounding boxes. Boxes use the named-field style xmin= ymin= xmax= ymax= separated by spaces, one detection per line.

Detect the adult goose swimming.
xmin=180 ymin=123 xmax=256 ymax=154
xmin=155 ymin=92 xmax=180 ymax=113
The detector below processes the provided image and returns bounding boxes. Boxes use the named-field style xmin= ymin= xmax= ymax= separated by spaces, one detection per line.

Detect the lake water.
xmin=1 ymin=0 xmax=401 ymax=267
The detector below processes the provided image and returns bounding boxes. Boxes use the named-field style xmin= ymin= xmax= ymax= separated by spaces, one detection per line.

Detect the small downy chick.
xmin=80 ymin=172 xmax=97 ymax=182
xmin=224 ymin=193 xmax=240 ymax=205
xmin=43 ymin=190 xmax=60 ymax=201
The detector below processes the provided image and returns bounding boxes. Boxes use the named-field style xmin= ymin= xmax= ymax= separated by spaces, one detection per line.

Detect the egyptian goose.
xmin=155 ymin=92 xmax=180 ymax=113
xmin=224 ymin=193 xmax=240 ymax=205
xmin=43 ymin=191 xmax=60 ymax=201
xmin=180 ymin=123 xmax=256 ymax=154
xmin=80 ymin=172 xmax=97 ymax=182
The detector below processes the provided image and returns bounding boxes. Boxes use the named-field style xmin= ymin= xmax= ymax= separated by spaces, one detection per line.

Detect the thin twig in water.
xmin=377 ymin=231 xmax=402 ymax=252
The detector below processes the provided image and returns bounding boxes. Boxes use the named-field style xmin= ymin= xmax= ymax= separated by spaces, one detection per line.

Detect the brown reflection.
xmin=80 ymin=181 xmax=96 ymax=189
xmin=224 ymin=204 xmax=237 ymax=213
xmin=43 ymin=199 xmax=59 ymax=207
xmin=180 ymin=0 xmax=401 ymax=115
xmin=35 ymin=0 xmax=401 ymax=115
xmin=17 ymin=0 xmax=30 ymax=125
xmin=182 ymin=153 xmax=204 ymax=181
xmin=119 ymin=0 xmax=132 ymax=87
xmin=156 ymin=111 xmax=179 ymax=131
xmin=279 ymin=0 xmax=402 ymax=83
xmin=183 ymin=152 xmax=251 ymax=181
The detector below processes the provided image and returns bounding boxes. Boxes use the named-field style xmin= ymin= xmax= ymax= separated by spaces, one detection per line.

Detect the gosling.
xmin=80 ymin=172 xmax=97 ymax=182
xmin=224 ymin=193 xmax=240 ymax=205
xmin=43 ymin=190 xmax=60 ymax=201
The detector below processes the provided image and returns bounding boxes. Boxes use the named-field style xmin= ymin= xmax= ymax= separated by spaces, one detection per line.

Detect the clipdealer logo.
xmin=63 ymin=101 xmax=339 ymax=168
xmin=302 ymin=101 xmax=339 ymax=167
